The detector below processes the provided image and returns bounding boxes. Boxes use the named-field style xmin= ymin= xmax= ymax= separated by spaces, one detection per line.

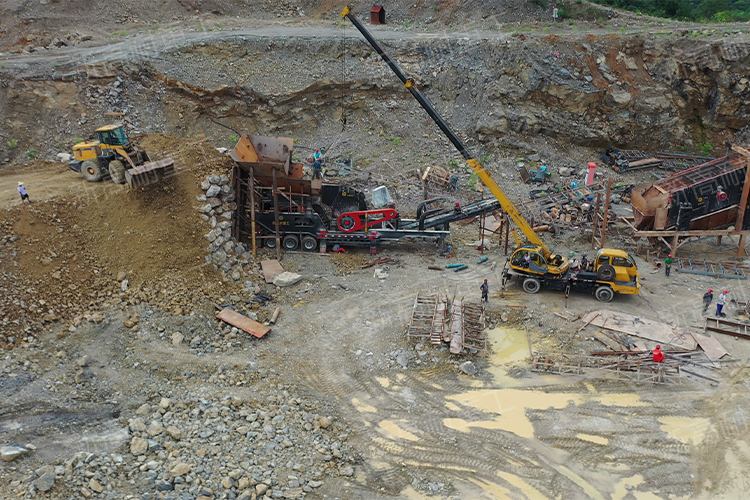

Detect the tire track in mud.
xmin=276 ymin=257 xmax=712 ymax=499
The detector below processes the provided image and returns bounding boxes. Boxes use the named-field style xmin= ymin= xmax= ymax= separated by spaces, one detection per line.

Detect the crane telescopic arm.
xmin=340 ymin=6 xmax=550 ymax=256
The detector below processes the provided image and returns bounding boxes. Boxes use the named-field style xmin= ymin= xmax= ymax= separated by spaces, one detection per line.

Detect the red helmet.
xmin=708 ymin=289 xmax=713 ymax=293
xmin=655 ymin=345 xmax=661 ymax=349
xmin=724 ymin=290 xmax=729 ymax=294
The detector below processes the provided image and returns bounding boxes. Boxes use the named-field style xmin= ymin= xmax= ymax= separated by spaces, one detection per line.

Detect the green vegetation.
xmin=589 ymin=0 xmax=750 ymax=22
xmin=74 ymin=137 xmax=84 ymax=144
xmin=7 ymin=139 xmax=18 ymax=149
xmin=27 ymin=148 xmax=37 ymax=159
xmin=229 ymin=135 xmax=238 ymax=144
xmin=389 ymin=135 xmax=401 ymax=147
xmin=700 ymin=141 xmax=713 ymax=156
xmin=467 ymin=172 xmax=479 ymax=190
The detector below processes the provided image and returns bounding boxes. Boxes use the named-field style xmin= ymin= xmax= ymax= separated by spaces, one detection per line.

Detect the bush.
xmin=7 ymin=139 xmax=18 ymax=149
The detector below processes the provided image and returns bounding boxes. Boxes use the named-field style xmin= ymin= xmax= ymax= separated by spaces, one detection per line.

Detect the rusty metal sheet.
xmin=691 ymin=332 xmax=728 ymax=361
xmin=261 ymin=259 xmax=284 ymax=284
xmin=654 ymin=207 xmax=668 ymax=229
xmin=656 ymin=151 xmax=744 ymax=193
xmin=581 ymin=310 xmax=697 ymax=350
xmin=216 ymin=308 xmax=270 ymax=338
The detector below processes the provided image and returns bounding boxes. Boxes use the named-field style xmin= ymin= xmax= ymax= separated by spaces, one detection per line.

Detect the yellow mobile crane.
xmin=341 ymin=6 xmax=639 ymax=302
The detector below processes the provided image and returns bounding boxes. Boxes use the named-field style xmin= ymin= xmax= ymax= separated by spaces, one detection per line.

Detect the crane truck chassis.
xmin=340 ymin=6 xmax=640 ymax=301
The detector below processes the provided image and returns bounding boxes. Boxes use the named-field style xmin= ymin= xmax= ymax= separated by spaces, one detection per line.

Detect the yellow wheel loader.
xmin=70 ymin=124 xmax=174 ymax=188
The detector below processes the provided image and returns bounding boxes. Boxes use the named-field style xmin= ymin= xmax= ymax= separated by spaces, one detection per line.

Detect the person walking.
xmin=18 ymin=182 xmax=31 ymax=204
xmin=716 ymin=290 xmax=728 ymax=317
xmin=664 ymin=254 xmax=674 ymax=276
xmin=702 ymin=289 xmax=714 ymax=314
xmin=480 ymin=279 xmax=489 ymax=303
xmin=652 ymin=345 xmax=665 ymax=363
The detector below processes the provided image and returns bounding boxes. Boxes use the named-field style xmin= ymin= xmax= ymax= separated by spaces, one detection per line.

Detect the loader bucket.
xmin=125 ymin=158 xmax=175 ymax=188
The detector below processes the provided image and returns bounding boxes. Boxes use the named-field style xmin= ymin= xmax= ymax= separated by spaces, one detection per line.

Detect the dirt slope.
xmin=0 ymin=133 xmax=237 ymax=348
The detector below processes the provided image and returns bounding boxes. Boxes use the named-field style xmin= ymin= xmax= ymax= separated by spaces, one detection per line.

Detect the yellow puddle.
xmin=403 ymin=460 xmax=476 ymax=473
xmin=549 ymin=463 xmax=606 ymax=500
xmin=351 ymin=397 xmax=377 ymax=413
xmin=496 ymin=471 xmax=547 ymax=499
xmin=577 ymin=433 xmax=609 ymax=445
xmin=400 ymin=486 xmax=431 ymax=500
xmin=445 ymin=388 xmax=649 ymax=438
xmin=612 ymin=474 xmax=644 ymax=500
xmin=445 ymin=401 xmax=462 ymax=412
xmin=375 ymin=376 xmax=390 ymax=388
xmin=485 ymin=327 xmax=569 ymax=388
xmin=378 ymin=420 xmax=419 ymax=441
xmin=658 ymin=416 xmax=713 ymax=446
xmin=633 ymin=493 xmax=664 ymax=500
xmin=466 ymin=477 xmax=513 ymax=499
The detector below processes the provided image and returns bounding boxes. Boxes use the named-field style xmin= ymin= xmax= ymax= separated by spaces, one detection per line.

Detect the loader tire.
xmin=108 ymin=160 xmax=127 ymax=184
xmin=81 ymin=159 xmax=104 ymax=182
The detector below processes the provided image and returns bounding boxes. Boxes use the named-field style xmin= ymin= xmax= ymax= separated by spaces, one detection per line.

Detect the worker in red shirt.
xmin=652 ymin=345 xmax=665 ymax=363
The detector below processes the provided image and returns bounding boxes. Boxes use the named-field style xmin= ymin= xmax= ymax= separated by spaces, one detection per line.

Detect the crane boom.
xmin=340 ymin=6 xmax=551 ymax=256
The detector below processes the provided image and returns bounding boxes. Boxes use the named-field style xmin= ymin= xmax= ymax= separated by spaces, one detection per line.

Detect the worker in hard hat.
xmin=716 ymin=290 xmax=729 ymax=317
xmin=702 ymin=289 xmax=714 ymax=314
xmin=652 ymin=345 xmax=665 ymax=363
xmin=664 ymin=254 xmax=674 ymax=277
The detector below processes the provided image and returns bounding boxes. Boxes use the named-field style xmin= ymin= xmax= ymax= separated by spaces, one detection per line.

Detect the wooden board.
xmin=581 ymin=310 xmax=697 ymax=350
xmin=261 ymin=259 xmax=285 ymax=284
xmin=691 ymin=332 xmax=729 ymax=361
xmin=216 ymin=308 xmax=271 ymax=338
xmin=449 ymin=298 xmax=464 ymax=354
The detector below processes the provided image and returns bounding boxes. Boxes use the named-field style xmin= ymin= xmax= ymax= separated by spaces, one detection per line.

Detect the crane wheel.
xmin=522 ymin=277 xmax=541 ymax=294
xmin=301 ymin=235 xmax=318 ymax=252
xmin=81 ymin=159 xmax=104 ymax=182
xmin=595 ymin=286 xmax=614 ymax=302
xmin=597 ymin=264 xmax=616 ymax=282
xmin=282 ymin=235 xmax=299 ymax=251
xmin=108 ymin=160 xmax=127 ymax=184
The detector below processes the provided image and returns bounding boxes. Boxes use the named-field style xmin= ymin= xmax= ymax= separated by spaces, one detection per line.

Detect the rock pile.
xmin=197 ymin=175 xmax=252 ymax=283
xmin=3 ymin=392 xmax=354 ymax=499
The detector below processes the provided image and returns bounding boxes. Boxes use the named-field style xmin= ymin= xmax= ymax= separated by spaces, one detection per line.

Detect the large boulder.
xmin=273 ymin=272 xmax=303 ymax=287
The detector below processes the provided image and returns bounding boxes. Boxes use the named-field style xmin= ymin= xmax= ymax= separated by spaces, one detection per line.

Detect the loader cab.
xmin=96 ymin=125 xmax=128 ymax=147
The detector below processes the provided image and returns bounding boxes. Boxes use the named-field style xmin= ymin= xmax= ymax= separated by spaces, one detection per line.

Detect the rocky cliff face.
xmin=1 ymin=29 xmax=749 ymax=167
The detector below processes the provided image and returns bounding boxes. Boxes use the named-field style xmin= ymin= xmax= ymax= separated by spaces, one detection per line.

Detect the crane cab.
xmin=509 ymin=246 xmax=569 ymax=277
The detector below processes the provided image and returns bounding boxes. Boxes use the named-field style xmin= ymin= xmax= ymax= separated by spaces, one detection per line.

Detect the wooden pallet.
xmin=430 ymin=300 xmax=446 ymax=345
xmin=462 ymin=301 xmax=487 ymax=357
xmin=531 ymin=353 xmax=684 ymax=385
xmin=408 ymin=292 xmax=438 ymax=342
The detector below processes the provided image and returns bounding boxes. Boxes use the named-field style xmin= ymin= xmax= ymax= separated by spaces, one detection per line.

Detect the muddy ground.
xmin=2 ymin=149 xmax=750 ymax=500
xmin=2 ymin=2 xmax=750 ymax=499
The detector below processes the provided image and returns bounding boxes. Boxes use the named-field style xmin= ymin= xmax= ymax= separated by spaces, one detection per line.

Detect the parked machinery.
xmin=70 ymin=124 xmax=174 ymax=188
xmin=341 ymin=6 xmax=639 ymax=301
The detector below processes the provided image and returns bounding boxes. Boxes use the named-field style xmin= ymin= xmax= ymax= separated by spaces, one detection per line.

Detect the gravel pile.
xmin=2 ymin=390 xmax=354 ymax=500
